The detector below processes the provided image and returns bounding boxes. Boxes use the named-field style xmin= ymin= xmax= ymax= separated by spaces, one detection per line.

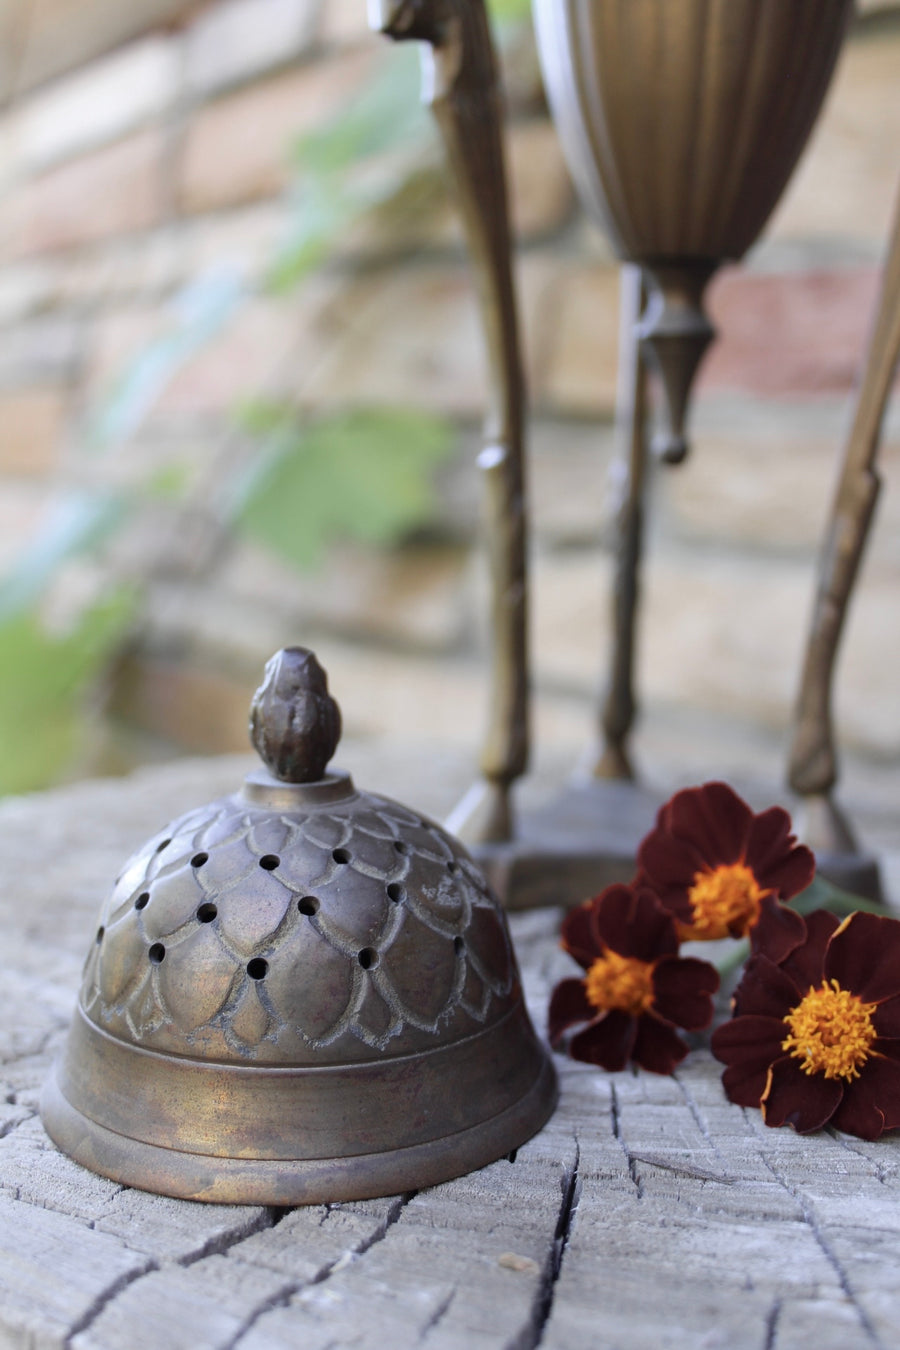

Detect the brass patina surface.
xmin=42 ymin=649 xmax=556 ymax=1203
xmin=373 ymin=1 xmax=529 ymax=848
xmin=788 ymin=181 xmax=900 ymax=894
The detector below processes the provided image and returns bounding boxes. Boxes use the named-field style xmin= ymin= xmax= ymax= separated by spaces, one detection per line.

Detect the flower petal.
xmin=589 ymin=885 xmax=638 ymax=955
xmin=825 ymin=911 xmax=900 ymax=1005
xmin=548 ymin=979 xmax=593 ymax=1044
xmin=635 ymin=832 xmax=709 ymax=899
xmin=732 ymin=954 xmax=803 ymax=1019
xmin=560 ymin=903 xmax=598 ymax=970
xmin=653 ymin=956 xmax=719 ymax=1030
xmin=594 ymin=885 xmax=678 ymax=962
xmin=712 ymin=1015 xmax=782 ymax=1063
xmin=831 ymin=1054 xmax=900 ymax=1140
xmin=631 ymin=1015 xmax=689 ymax=1074
xmin=745 ymin=807 xmax=814 ymax=898
xmin=664 ymin=782 xmax=754 ymax=867
xmin=761 ymin=1056 xmax=843 ymax=1133
xmin=569 ymin=1009 xmax=637 ymax=1072
xmin=780 ymin=909 xmax=839 ymax=992
xmin=749 ymin=897 xmax=807 ymax=966
xmin=721 ymin=1061 xmax=772 ymax=1110
xmin=712 ymin=1014 xmax=788 ymax=1104
xmin=873 ymin=997 xmax=900 ymax=1039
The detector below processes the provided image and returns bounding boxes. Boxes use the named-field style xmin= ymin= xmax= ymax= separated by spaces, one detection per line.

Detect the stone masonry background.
xmin=0 ymin=0 xmax=898 ymax=847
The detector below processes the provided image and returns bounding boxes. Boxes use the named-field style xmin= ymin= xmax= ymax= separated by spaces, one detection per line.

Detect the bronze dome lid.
xmin=42 ymin=649 xmax=556 ymax=1204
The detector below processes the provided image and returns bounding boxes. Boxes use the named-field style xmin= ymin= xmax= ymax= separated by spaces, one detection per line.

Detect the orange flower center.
xmin=686 ymin=862 xmax=766 ymax=939
xmin=781 ymin=979 xmax=877 ymax=1082
xmin=584 ymin=949 xmax=655 ymax=1016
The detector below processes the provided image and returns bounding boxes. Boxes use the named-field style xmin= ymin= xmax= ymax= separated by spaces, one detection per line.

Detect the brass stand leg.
xmin=788 ymin=183 xmax=900 ymax=877
xmin=372 ymin=2 xmax=528 ymax=845
xmin=594 ymin=265 xmax=649 ymax=782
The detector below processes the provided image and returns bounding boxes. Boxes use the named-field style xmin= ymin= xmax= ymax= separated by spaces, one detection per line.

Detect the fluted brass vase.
xmin=533 ymin=0 xmax=853 ymax=461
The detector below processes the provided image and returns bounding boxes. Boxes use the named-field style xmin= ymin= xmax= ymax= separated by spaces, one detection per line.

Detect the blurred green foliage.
xmin=0 ymin=589 xmax=136 ymax=796
xmin=235 ymin=406 xmax=452 ymax=570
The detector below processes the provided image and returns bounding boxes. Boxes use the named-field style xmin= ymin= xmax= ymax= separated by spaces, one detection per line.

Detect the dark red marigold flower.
xmin=548 ymin=883 xmax=719 ymax=1075
xmin=635 ymin=781 xmax=815 ymax=945
xmin=712 ymin=909 xmax=900 ymax=1140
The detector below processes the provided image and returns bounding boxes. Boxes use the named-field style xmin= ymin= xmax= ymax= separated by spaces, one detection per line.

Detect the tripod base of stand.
xmin=471 ymin=779 xmax=886 ymax=911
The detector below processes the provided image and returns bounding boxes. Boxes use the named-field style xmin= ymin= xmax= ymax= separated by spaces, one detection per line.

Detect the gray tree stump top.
xmin=1 ymin=752 xmax=899 ymax=1350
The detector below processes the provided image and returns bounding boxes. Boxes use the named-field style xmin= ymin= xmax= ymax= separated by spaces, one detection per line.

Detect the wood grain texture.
xmin=1 ymin=757 xmax=899 ymax=1348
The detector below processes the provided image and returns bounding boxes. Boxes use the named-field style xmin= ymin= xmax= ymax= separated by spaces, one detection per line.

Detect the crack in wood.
xmin=419 ymin=1287 xmax=456 ymax=1342
xmin=629 ymin=1152 xmax=736 ymax=1183
xmin=226 ymin=1191 xmax=414 ymax=1349
xmin=524 ymin=1136 xmax=581 ymax=1350
xmin=64 ymin=1257 xmax=159 ymax=1346
xmin=0 ymin=1108 xmax=36 ymax=1140
xmin=609 ymin=1083 xmax=643 ymax=1197
xmin=750 ymin=1125 xmax=884 ymax=1350
xmin=764 ymin=1297 xmax=782 ymax=1350
xmin=177 ymin=1208 xmax=276 ymax=1269
xmin=674 ymin=1070 xmax=727 ymax=1163
xmin=828 ymin=1131 xmax=889 ymax=1185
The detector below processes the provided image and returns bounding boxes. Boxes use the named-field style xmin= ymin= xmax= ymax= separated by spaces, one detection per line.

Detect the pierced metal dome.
xmin=42 ymin=649 xmax=556 ymax=1204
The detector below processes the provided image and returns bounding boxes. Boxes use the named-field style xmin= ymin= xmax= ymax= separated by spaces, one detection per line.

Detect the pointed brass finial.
xmin=637 ymin=264 xmax=716 ymax=465
xmin=249 ymin=647 xmax=341 ymax=784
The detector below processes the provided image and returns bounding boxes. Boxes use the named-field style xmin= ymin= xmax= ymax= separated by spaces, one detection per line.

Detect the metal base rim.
xmin=41 ymin=1057 xmax=557 ymax=1205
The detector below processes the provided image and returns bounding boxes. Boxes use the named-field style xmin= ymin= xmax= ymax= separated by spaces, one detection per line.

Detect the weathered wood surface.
xmin=2 ymin=753 xmax=900 ymax=1350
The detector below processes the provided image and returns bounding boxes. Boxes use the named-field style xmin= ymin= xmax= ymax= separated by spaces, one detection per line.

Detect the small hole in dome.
xmin=191 ymin=852 xmax=209 ymax=868
xmin=148 ymin=943 xmax=166 ymax=964
xmin=96 ymin=927 xmax=105 ymax=944
xmin=333 ymin=848 xmax=351 ymax=864
xmin=247 ymin=957 xmax=268 ymax=980
xmin=387 ymin=883 xmax=403 ymax=904
xmin=135 ymin=892 xmax=150 ymax=911
xmin=358 ymin=947 xmax=378 ymax=970
xmin=298 ymin=896 xmax=319 ymax=917
xmin=259 ymin=854 xmax=280 ymax=871
xmin=393 ymin=840 xmax=409 ymax=855
xmin=454 ymin=936 xmax=464 ymax=955
xmin=197 ymin=903 xmax=218 ymax=924
xmin=447 ymin=860 xmax=458 ymax=875
xmin=155 ymin=838 xmax=171 ymax=854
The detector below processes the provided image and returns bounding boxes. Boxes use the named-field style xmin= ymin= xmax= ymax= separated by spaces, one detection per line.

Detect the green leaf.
xmin=0 ymin=589 xmax=137 ymax=796
xmin=291 ymin=46 xmax=426 ymax=177
xmin=487 ymin=0 xmax=533 ymax=22
xmin=234 ymin=406 xmax=453 ymax=570
xmin=268 ymin=47 xmax=438 ymax=293
xmin=792 ymin=874 xmax=887 ymax=918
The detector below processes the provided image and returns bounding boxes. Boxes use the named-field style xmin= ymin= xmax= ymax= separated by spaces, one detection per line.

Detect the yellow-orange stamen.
xmin=782 ymin=979 xmax=877 ymax=1081
xmin=584 ymin=948 xmax=655 ymax=1016
xmin=685 ymin=862 xmax=766 ymax=940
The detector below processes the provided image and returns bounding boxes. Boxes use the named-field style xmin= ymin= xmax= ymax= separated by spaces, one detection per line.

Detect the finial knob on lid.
xmin=249 ymin=648 xmax=341 ymax=783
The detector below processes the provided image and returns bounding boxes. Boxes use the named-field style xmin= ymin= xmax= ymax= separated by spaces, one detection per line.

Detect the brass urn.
xmin=533 ymin=0 xmax=853 ymax=460
xmin=42 ymin=649 xmax=556 ymax=1204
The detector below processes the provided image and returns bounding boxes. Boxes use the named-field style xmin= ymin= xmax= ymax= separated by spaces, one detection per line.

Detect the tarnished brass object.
xmin=533 ymin=0 xmax=852 ymax=461
xmin=373 ymin=0 xmax=530 ymax=847
xmin=787 ymin=181 xmax=900 ymax=900
xmin=42 ymin=649 xmax=556 ymax=1204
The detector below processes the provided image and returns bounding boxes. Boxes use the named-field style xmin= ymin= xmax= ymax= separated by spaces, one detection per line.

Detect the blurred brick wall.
xmin=0 ymin=0 xmax=898 ymax=784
